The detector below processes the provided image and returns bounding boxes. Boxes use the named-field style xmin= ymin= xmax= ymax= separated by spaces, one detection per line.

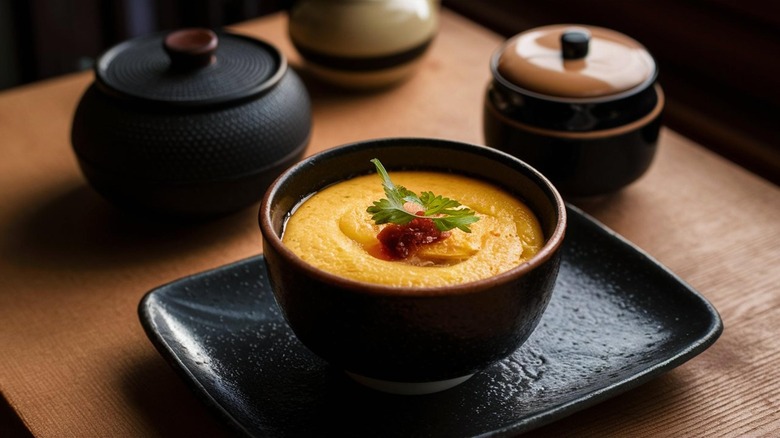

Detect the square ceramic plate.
xmin=139 ymin=205 xmax=722 ymax=437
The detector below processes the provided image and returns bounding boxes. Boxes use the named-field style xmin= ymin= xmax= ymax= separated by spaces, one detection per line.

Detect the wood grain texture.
xmin=0 ymin=9 xmax=778 ymax=437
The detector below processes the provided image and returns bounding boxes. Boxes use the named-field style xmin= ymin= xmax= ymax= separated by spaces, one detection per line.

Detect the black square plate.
xmin=139 ymin=205 xmax=722 ymax=437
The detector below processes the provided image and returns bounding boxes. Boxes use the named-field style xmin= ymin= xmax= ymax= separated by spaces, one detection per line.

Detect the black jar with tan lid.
xmin=483 ymin=24 xmax=664 ymax=197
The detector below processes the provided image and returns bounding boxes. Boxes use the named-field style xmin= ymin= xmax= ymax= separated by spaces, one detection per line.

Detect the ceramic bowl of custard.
xmin=259 ymin=137 xmax=566 ymax=395
xmin=484 ymin=24 xmax=664 ymax=197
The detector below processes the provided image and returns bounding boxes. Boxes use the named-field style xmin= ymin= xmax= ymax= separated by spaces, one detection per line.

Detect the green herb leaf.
xmin=366 ymin=159 xmax=480 ymax=232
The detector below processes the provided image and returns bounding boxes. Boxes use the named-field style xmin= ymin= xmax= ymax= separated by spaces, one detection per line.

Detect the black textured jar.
xmin=484 ymin=25 xmax=663 ymax=197
xmin=72 ymin=28 xmax=312 ymax=217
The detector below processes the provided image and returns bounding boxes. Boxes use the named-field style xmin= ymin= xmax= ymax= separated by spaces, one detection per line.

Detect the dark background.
xmin=1 ymin=0 xmax=777 ymax=185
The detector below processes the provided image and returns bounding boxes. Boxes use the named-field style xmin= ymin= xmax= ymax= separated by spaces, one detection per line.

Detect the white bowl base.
xmin=345 ymin=371 xmax=474 ymax=395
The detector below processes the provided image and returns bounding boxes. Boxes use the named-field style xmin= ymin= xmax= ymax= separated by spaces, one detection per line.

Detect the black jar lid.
xmin=95 ymin=28 xmax=285 ymax=107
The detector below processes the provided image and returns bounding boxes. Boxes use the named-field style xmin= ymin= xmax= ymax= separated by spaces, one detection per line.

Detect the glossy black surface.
xmin=487 ymin=78 xmax=660 ymax=132
xmin=483 ymin=94 xmax=661 ymax=197
xmin=139 ymin=205 xmax=722 ymax=437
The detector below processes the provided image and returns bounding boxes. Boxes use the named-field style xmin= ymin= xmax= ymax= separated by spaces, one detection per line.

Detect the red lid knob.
xmin=164 ymin=28 xmax=218 ymax=70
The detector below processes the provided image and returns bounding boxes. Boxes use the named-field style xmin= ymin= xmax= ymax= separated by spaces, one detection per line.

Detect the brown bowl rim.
xmin=259 ymin=138 xmax=567 ymax=297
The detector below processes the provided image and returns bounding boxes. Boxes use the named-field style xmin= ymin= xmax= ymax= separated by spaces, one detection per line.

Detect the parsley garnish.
xmin=366 ymin=159 xmax=480 ymax=233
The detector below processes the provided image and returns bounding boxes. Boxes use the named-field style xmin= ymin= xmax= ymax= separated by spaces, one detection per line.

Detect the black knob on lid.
xmin=561 ymin=29 xmax=591 ymax=60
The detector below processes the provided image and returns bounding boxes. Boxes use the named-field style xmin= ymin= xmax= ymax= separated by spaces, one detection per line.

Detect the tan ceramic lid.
xmin=497 ymin=24 xmax=656 ymax=99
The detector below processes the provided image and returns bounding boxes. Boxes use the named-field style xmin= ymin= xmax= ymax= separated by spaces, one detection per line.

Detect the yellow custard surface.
xmin=282 ymin=171 xmax=544 ymax=287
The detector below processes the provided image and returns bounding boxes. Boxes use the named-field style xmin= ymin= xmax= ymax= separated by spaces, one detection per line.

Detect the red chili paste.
xmin=374 ymin=213 xmax=450 ymax=260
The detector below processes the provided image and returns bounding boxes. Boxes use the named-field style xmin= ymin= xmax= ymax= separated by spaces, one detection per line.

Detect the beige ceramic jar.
xmin=288 ymin=0 xmax=439 ymax=89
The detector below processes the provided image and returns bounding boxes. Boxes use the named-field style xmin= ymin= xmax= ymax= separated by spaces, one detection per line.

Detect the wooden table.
xmin=1 ymin=10 xmax=778 ymax=437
